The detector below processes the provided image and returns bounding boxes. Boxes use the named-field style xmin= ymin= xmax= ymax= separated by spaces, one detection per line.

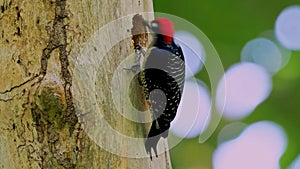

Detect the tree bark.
xmin=0 ymin=0 xmax=172 ymax=168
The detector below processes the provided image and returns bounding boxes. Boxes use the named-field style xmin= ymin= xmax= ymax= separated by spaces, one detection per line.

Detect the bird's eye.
xmin=151 ymin=22 xmax=158 ymax=28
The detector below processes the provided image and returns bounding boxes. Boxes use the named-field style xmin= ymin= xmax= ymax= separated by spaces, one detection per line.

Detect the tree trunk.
xmin=0 ymin=0 xmax=172 ymax=168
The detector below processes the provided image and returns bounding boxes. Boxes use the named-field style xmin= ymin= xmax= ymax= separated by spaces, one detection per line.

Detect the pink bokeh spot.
xmin=216 ymin=62 xmax=272 ymax=120
xmin=170 ymin=79 xmax=211 ymax=138
xmin=275 ymin=5 xmax=300 ymax=50
xmin=213 ymin=121 xmax=287 ymax=169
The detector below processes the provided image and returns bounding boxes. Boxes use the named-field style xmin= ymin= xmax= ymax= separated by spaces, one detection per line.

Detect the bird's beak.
xmin=142 ymin=20 xmax=151 ymax=30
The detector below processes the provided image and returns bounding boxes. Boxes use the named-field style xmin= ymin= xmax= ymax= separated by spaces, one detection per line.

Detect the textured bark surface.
xmin=0 ymin=0 xmax=171 ymax=168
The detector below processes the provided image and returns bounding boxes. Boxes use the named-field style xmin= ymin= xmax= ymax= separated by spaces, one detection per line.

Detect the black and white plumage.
xmin=137 ymin=18 xmax=185 ymax=159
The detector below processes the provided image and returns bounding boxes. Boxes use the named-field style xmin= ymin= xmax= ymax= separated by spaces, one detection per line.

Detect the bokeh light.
xmin=174 ymin=31 xmax=205 ymax=78
xmin=170 ymin=79 xmax=211 ymax=138
xmin=241 ymin=38 xmax=282 ymax=74
xmin=217 ymin=122 xmax=247 ymax=145
xmin=216 ymin=62 xmax=272 ymax=120
xmin=259 ymin=30 xmax=292 ymax=69
xmin=213 ymin=121 xmax=287 ymax=169
xmin=275 ymin=5 xmax=300 ymax=50
xmin=289 ymin=155 xmax=300 ymax=169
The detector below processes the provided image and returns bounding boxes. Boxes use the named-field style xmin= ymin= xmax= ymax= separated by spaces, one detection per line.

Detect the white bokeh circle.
xmin=213 ymin=121 xmax=287 ymax=169
xmin=275 ymin=5 xmax=300 ymax=50
xmin=259 ymin=30 xmax=291 ymax=70
xmin=241 ymin=38 xmax=282 ymax=74
xmin=289 ymin=155 xmax=300 ymax=169
xmin=170 ymin=79 xmax=211 ymax=138
xmin=216 ymin=62 xmax=272 ymax=120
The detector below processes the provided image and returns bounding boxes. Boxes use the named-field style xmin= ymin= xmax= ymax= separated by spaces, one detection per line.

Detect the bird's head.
xmin=144 ymin=18 xmax=174 ymax=44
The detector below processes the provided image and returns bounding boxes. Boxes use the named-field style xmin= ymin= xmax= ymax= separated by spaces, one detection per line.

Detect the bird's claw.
xmin=135 ymin=44 xmax=146 ymax=56
xmin=142 ymin=20 xmax=151 ymax=29
xmin=145 ymin=146 xmax=152 ymax=160
xmin=124 ymin=44 xmax=146 ymax=73
xmin=145 ymin=136 xmax=159 ymax=160
xmin=123 ymin=63 xmax=140 ymax=73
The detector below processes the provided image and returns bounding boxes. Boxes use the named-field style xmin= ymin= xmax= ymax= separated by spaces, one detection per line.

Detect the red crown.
xmin=154 ymin=18 xmax=174 ymax=43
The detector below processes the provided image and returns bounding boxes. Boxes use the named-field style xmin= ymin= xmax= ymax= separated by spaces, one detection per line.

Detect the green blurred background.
xmin=152 ymin=0 xmax=300 ymax=168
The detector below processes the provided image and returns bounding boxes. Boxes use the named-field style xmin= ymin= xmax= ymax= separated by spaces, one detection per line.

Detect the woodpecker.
xmin=135 ymin=18 xmax=185 ymax=159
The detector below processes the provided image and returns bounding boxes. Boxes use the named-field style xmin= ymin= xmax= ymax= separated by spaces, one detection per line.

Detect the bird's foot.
xmin=123 ymin=63 xmax=140 ymax=73
xmin=123 ymin=45 xmax=146 ymax=73
xmin=145 ymin=136 xmax=160 ymax=160
xmin=134 ymin=44 xmax=146 ymax=56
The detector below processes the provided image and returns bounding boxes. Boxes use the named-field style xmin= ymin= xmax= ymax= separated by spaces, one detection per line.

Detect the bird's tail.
xmin=145 ymin=121 xmax=170 ymax=160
